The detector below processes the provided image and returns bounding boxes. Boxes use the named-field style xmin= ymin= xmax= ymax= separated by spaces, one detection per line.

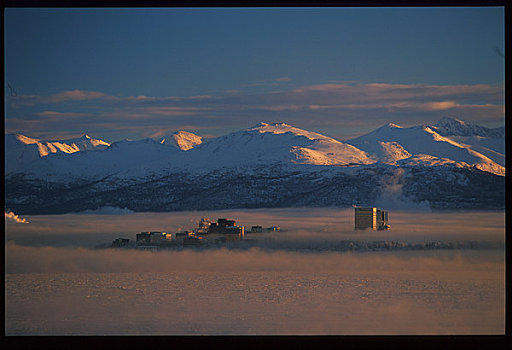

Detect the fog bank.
xmin=5 ymin=242 xmax=503 ymax=275
xmin=4 ymin=208 xmax=505 ymax=248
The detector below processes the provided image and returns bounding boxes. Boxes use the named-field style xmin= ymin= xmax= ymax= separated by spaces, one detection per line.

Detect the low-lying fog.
xmin=4 ymin=207 xmax=505 ymax=274
xmin=5 ymin=207 xmax=505 ymax=248
xmin=5 ymin=208 xmax=505 ymax=335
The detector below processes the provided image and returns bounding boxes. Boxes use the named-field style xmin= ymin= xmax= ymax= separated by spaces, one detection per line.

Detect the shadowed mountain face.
xmin=433 ymin=117 xmax=504 ymax=138
xmin=4 ymin=119 xmax=505 ymax=214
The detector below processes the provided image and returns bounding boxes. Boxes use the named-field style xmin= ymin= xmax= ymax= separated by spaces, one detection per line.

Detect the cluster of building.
xmin=248 ymin=225 xmax=281 ymax=233
xmin=109 ymin=207 xmax=391 ymax=250
xmin=111 ymin=217 xmax=281 ymax=249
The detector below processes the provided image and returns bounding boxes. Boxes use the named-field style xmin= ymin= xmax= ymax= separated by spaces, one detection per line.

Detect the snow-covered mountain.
xmin=5 ymin=133 xmax=110 ymax=174
xmin=159 ymin=131 xmax=203 ymax=151
xmin=11 ymin=137 xmax=184 ymax=181
xmin=425 ymin=117 xmax=505 ymax=167
xmin=433 ymin=117 xmax=504 ymax=138
xmin=182 ymin=122 xmax=374 ymax=170
xmin=346 ymin=122 xmax=505 ymax=176
xmin=7 ymin=121 xmax=503 ymax=178
xmin=4 ymin=119 xmax=505 ymax=214
xmin=5 ymin=123 xmax=376 ymax=180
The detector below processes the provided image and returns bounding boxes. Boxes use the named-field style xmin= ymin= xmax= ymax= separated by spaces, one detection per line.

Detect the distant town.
xmin=107 ymin=217 xmax=283 ymax=250
xmin=100 ymin=207 xmax=503 ymax=252
xmin=106 ymin=207 xmax=390 ymax=250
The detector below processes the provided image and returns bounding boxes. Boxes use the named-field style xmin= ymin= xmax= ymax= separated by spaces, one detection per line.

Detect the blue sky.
xmin=4 ymin=7 xmax=505 ymax=141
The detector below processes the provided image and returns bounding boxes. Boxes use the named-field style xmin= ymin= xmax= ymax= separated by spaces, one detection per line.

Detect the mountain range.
xmin=4 ymin=117 xmax=505 ymax=214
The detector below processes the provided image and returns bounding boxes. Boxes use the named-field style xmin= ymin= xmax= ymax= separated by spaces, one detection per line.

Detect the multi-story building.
xmin=250 ymin=225 xmax=263 ymax=233
xmin=207 ymin=218 xmax=245 ymax=240
xmin=136 ymin=231 xmax=174 ymax=246
xmin=112 ymin=238 xmax=130 ymax=247
xmin=182 ymin=235 xmax=206 ymax=246
xmin=208 ymin=218 xmax=244 ymax=235
xmin=175 ymin=231 xmax=194 ymax=244
xmin=134 ymin=217 xmax=248 ymax=248
xmin=136 ymin=232 xmax=151 ymax=245
xmin=195 ymin=218 xmax=212 ymax=234
xmin=354 ymin=207 xmax=390 ymax=230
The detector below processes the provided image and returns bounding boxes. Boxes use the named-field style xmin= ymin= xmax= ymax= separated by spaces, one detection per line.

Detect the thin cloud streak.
xmin=10 ymin=90 xmax=111 ymax=107
xmin=5 ymin=82 xmax=504 ymax=141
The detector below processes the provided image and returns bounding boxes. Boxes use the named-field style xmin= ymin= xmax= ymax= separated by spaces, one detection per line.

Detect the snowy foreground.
xmin=4 ymin=208 xmax=505 ymax=335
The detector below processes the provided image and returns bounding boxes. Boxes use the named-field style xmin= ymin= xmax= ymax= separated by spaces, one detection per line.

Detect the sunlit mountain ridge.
xmin=346 ymin=121 xmax=504 ymax=175
xmin=159 ymin=130 xmax=203 ymax=151
xmin=5 ymin=118 xmax=504 ymax=214
xmin=5 ymin=118 xmax=504 ymax=178
xmin=5 ymin=133 xmax=110 ymax=174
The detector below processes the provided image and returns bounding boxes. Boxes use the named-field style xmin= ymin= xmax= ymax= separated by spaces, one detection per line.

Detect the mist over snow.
xmin=3 ymin=206 xmax=506 ymax=274
xmin=4 ymin=241 xmax=503 ymax=274
xmin=5 ymin=245 xmax=504 ymax=335
xmin=5 ymin=208 xmax=504 ymax=248
xmin=5 ymin=207 xmax=504 ymax=335
xmin=77 ymin=206 xmax=135 ymax=215
xmin=374 ymin=168 xmax=431 ymax=211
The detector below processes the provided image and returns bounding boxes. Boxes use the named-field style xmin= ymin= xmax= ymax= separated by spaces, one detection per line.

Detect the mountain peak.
xmin=273 ymin=122 xmax=291 ymax=127
xmin=251 ymin=122 xmax=269 ymax=128
xmin=386 ymin=123 xmax=402 ymax=129
xmin=437 ymin=116 xmax=465 ymax=127
xmin=250 ymin=122 xmax=292 ymax=129
xmin=160 ymin=130 xmax=203 ymax=151
xmin=434 ymin=117 xmax=503 ymax=138
xmin=248 ymin=122 xmax=337 ymax=142
xmin=373 ymin=123 xmax=403 ymax=133
xmin=13 ymin=133 xmax=40 ymax=144
xmin=346 ymin=120 xmax=504 ymax=175
xmin=5 ymin=132 xmax=111 ymax=174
